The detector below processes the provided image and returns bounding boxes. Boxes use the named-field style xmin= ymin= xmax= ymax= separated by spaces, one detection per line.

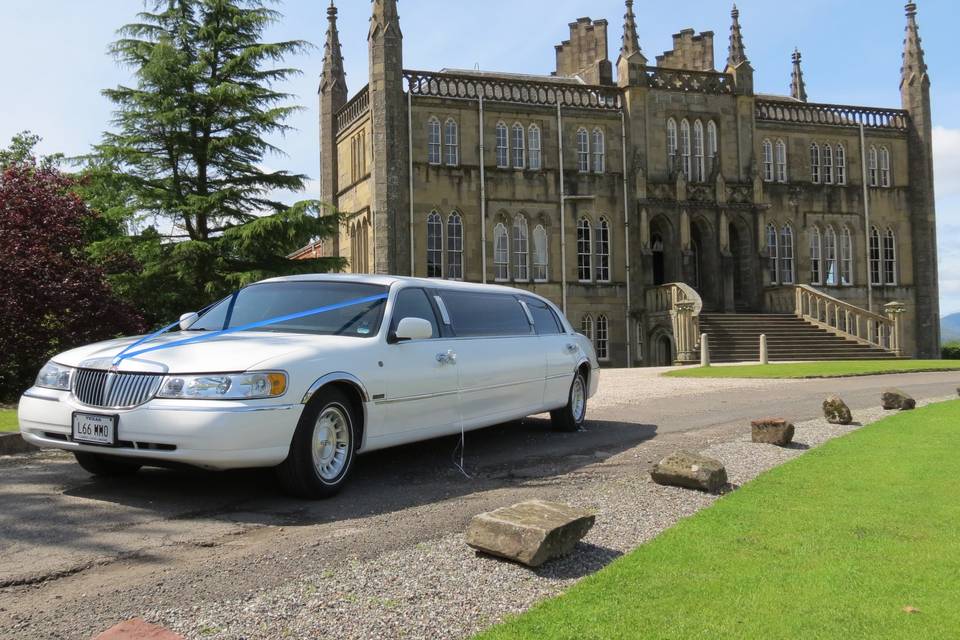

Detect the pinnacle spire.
xmin=321 ymin=1 xmax=346 ymax=93
xmin=370 ymin=0 xmax=401 ymax=39
xmin=620 ymin=0 xmax=641 ymax=59
xmin=790 ymin=48 xmax=808 ymax=102
xmin=727 ymin=4 xmax=747 ymax=67
xmin=901 ymin=2 xmax=928 ymax=90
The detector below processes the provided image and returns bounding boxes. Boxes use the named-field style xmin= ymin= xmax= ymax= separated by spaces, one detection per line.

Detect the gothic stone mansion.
xmin=296 ymin=0 xmax=940 ymax=367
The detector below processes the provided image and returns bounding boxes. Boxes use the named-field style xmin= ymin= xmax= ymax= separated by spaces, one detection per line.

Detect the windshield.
xmin=188 ymin=281 xmax=388 ymax=338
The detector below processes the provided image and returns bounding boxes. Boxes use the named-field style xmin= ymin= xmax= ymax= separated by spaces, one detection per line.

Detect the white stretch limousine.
xmin=19 ymin=276 xmax=599 ymax=498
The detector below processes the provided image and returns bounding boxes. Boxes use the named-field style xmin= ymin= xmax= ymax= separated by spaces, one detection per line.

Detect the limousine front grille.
xmin=73 ymin=369 xmax=164 ymax=409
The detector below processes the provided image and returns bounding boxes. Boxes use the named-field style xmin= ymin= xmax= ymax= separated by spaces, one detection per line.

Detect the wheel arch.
xmin=302 ymin=373 xmax=369 ymax=451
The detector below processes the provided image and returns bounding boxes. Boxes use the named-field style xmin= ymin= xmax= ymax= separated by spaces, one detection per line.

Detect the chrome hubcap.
xmin=571 ymin=377 xmax=586 ymax=423
xmin=311 ymin=405 xmax=351 ymax=481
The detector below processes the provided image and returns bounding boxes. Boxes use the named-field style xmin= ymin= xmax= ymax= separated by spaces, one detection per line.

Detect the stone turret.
xmin=900 ymin=1 xmax=940 ymax=356
xmin=369 ymin=0 xmax=410 ymax=274
xmin=617 ymin=0 xmax=647 ymax=87
xmin=555 ymin=18 xmax=613 ymax=85
xmin=790 ymin=48 xmax=808 ymax=102
xmin=656 ymin=29 xmax=715 ymax=72
xmin=319 ymin=1 xmax=347 ymax=257
xmin=724 ymin=4 xmax=753 ymax=94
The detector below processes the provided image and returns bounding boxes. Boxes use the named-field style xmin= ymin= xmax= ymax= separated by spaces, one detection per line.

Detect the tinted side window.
xmin=390 ymin=288 xmax=439 ymax=338
xmin=440 ymin=291 xmax=532 ymax=337
xmin=524 ymin=297 xmax=563 ymax=335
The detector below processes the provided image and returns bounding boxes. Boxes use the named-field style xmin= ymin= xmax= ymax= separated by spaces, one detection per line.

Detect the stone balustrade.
xmin=646 ymin=283 xmax=703 ymax=364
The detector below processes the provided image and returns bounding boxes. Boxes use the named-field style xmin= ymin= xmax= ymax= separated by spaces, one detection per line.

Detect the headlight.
xmin=156 ymin=372 xmax=288 ymax=400
xmin=36 ymin=362 xmax=75 ymax=391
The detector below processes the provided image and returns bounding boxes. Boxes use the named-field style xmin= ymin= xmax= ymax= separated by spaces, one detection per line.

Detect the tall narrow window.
xmin=780 ymin=224 xmax=795 ymax=285
xmin=513 ymin=215 xmax=529 ymax=281
xmin=824 ymin=226 xmax=838 ymax=285
xmin=577 ymin=218 xmax=592 ymax=282
xmin=883 ymin=228 xmax=897 ymax=285
xmin=840 ymin=226 xmax=853 ymax=286
xmin=692 ymin=120 xmax=705 ymax=182
xmin=868 ymin=146 xmax=879 ymax=187
xmin=427 ymin=212 xmax=443 ymax=278
xmin=528 ymin=124 xmax=542 ymax=170
xmin=879 ymin=147 xmax=891 ymax=187
xmin=447 ymin=213 xmax=463 ymax=280
xmin=495 ymin=122 xmax=509 ymax=168
xmin=444 ymin=119 xmax=459 ymax=166
xmin=775 ymin=139 xmax=788 ymax=183
xmin=581 ymin=315 xmax=594 ymax=342
xmin=766 ymin=222 xmax=779 ymax=284
xmin=592 ymin=128 xmax=605 ymax=173
xmin=667 ymin=118 xmax=678 ymax=169
xmin=596 ymin=218 xmax=611 ymax=283
xmin=869 ymin=226 xmax=882 ymax=286
xmin=810 ymin=143 xmax=821 ymax=184
xmin=494 ymin=222 xmax=509 ymax=281
xmin=680 ymin=119 xmax=692 ymax=179
xmin=533 ymin=224 xmax=548 ymax=282
xmin=427 ymin=117 xmax=442 ymax=165
xmin=823 ymin=144 xmax=834 ymax=185
xmin=706 ymin=120 xmax=718 ymax=176
xmin=836 ymin=144 xmax=846 ymax=185
xmin=596 ymin=315 xmax=610 ymax=361
xmin=576 ymin=128 xmax=590 ymax=173
xmin=810 ymin=227 xmax=822 ymax=285
xmin=512 ymin=123 xmax=525 ymax=169
xmin=762 ymin=139 xmax=774 ymax=182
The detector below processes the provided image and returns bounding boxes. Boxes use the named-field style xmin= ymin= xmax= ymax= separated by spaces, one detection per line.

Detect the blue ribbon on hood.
xmin=111 ymin=293 xmax=389 ymax=366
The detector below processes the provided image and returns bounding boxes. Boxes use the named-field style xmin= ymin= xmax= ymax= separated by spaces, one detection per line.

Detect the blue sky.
xmin=1 ymin=1 xmax=958 ymax=315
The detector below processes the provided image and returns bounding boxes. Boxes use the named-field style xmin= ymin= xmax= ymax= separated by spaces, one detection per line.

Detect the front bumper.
xmin=17 ymin=387 xmax=304 ymax=470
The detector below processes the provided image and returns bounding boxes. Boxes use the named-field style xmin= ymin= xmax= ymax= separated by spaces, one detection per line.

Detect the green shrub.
xmin=943 ymin=342 xmax=960 ymax=360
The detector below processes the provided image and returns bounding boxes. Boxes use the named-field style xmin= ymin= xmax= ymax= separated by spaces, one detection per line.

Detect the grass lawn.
xmin=665 ymin=359 xmax=960 ymax=379
xmin=0 ymin=409 xmax=18 ymax=433
xmin=478 ymin=401 xmax=960 ymax=640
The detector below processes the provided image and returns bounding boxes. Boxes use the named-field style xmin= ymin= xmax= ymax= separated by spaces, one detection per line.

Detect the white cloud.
xmin=935 ymin=127 xmax=960 ymax=316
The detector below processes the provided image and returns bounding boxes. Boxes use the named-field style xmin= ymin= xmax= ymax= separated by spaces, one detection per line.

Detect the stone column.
xmin=885 ymin=302 xmax=907 ymax=356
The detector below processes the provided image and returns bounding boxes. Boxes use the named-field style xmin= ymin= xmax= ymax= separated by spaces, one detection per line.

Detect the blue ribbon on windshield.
xmin=111 ymin=293 xmax=389 ymax=366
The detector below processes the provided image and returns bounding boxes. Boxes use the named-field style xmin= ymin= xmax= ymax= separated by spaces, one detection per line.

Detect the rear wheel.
xmin=73 ymin=452 xmax=142 ymax=476
xmin=551 ymin=371 xmax=588 ymax=432
xmin=276 ymin=387 xmax=356 ymax=499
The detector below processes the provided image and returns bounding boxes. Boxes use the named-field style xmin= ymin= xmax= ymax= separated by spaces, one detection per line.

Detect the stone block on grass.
xmin=651 ymin=451 xmax=728 ymax=493
xmin=882 ymin=389 xmax=916 ymax=411
xmin=751 ymin=418 xmax=796 ymax=446
xmin=823 ymin=395 xmax=853 ymax=425
xmin=465 ymin=500 xmax=596 ymax=568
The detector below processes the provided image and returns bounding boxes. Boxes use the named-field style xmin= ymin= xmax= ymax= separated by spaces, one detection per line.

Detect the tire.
xmin=551 ymin=371 xmax=588 ymax=432
xmin=74 ymin=452 xmax=142 ymax=476
xmin=275 ymin=387 xmax=357 ymax=499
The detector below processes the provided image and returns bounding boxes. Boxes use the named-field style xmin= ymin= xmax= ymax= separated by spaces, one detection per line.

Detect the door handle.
xmin=565 ymin=343 xmax=579 ymax=353
xmin=436 ymin=350 xmax=457 ymax=365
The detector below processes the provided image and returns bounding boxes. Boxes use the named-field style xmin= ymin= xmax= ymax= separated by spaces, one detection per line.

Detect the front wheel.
xmin=276 ymin=387 xmax=356 ymax=499
xmin=74 ymin=452 xmax=142 ymax=476
xmin=551 ymin=371 xmax=588 ymax=432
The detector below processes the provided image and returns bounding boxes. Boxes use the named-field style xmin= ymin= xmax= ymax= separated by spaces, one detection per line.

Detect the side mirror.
xmin=393 ymin=317 xmax=434 ymax=342
xmin=179 ymin=312 xmax=200 ymax=331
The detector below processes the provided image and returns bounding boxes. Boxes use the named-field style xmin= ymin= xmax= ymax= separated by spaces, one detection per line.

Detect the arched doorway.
xmin=652 ymin=233 xmax=666 ymax=286
xmin=727 ymin=218 xmax=753 ymax=312
xmin=654 ymin=332 xmax=674 ymax=366
xmin=649 ymin=215 xmax=677 ymax=286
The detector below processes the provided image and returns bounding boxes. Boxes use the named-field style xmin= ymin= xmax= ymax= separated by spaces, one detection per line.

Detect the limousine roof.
xmin=261 ymin=273 xmax=544 ymax=298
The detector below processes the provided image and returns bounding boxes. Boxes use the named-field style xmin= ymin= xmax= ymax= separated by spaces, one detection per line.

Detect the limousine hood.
xmin=52 ymin=332 xmax=359 ymax=374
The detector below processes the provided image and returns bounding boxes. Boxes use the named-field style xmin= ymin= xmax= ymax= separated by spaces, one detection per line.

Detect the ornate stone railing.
xmin=765 ymin=285 xmax=905 ymax=355
xmin=646 ymin=283 xmax=703 ymax=363
xmin=641 ymin=68 xmax=734 ymax=95
xmin=403 ymin=69 xmax=623 ymax=111
xmin=756 ymin=100 xmax=909 ymax=132
xmin=335 ymin=85 xmax=370 ymax=134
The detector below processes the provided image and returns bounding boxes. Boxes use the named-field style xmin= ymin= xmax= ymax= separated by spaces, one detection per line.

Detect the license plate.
xmin=71 ymin=412 xmax=118 ymax=446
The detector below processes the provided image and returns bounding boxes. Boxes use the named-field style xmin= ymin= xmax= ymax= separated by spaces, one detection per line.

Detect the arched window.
xmin=836 ymin=144 xmax=846 ymax=185
xmin=868 ymin=146 xmax=879 ymax=187
xmin=824 ymin=226 xmax=838 ymax=285
xmin=766 ymin=222 xmax=779 ymax=283
xmin=444 ymin=118 xmax=459 ymax=166
xmin=775 ymin=139 xmax=788 ymax=183
xmin=667 ymin=118 xmax=678 ymax=168
xmin=680 ymin=119 xmax=692 ymax=179
xmin=576 ymin=128 xmax=590 ymax=173
xmin=512 ymin=123 xmax=525 ymax=169
xmin=493 ymin=222 xmax=509 ymax=281
xmin=809 ymin=226 xmax=822 ymax=284
xmin=513 ymin=215 xmax=529 ymax=281
xmin=706 ymin=120 xmax=718 ymax=176
xmin=596 ymin=217 xmax=611 ymax=282
xmin=883 ymin=228 xmax=897 ymax=285
xmin=869 ymin=226 xmax=882 ymax=286
xmin=839 ymin=226 xmax=853 ymax=286
xmin=879 ymin=147 xmax=891 ymax=187
xmin=533 ymin=224 xmax=548 ymax=282
xmin=692 ymin=120 xmax=705 ymax=182
xmin=762 ymin=139 xmax=774 ymax=182
xmin=780 ymin=224 xmax=795 ymax=284
xmin=581 ymin=314 xmax=594 ymax=342
xmin=596 ymin=315 xmax=610 ymax=361
xmin=577 ymin=218 xmax=592 ymax=282
xmin=592 ymin=128 xmax=605 ymax=173
xmin=823 ymin=144 xmax=834 ymax=185
xmin=810 ymin=143 xmax=821 ymax=184
xmin=427 ymin=117 xmax=442 ymax=165
xmin=528 ymin=124 xmax=542 ymax=170
xmin=447 ymin=212 xmax=463 ymax=280
xmin=495 ymin=122 xmax=509 ymax=168
xmin=427 ymin=212 xmax=443 ymax=278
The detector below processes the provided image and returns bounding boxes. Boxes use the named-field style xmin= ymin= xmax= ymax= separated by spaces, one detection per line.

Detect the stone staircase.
xmin=699 ymin=313 xmax=897 ymax=363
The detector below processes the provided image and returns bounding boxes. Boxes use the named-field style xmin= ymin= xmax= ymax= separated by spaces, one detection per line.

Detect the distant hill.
xmin=942 ymin=314 xmax=960 ymax=343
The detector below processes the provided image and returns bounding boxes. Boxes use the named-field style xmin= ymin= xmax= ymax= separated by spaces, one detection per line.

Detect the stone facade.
xmin=307 ymin=0 xmax=941 ymax=366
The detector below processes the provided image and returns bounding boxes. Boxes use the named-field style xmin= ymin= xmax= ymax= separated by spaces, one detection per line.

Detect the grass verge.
xmin=0 ymin=409 xmax=19 ymax=433
xmin=665 ymin=359 xmax=960 ymax=379
xmin=477 ymin=401 xmax=960 ymax=640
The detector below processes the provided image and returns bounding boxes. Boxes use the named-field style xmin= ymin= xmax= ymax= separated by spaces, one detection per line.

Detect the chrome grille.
xmin=73 ymin=369 xmax=163 ymax=409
